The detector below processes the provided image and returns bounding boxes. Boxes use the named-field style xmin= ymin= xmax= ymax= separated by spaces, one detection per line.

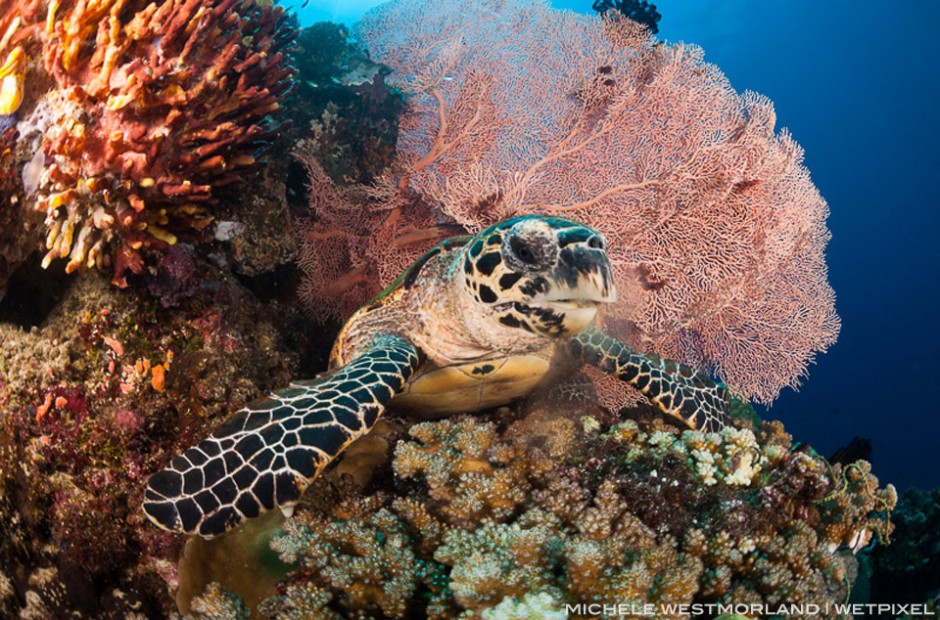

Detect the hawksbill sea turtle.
xmin=143 ymin=215 xmax=732 ymax=537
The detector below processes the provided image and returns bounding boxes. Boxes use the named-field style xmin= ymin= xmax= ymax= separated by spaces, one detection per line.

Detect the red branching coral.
xmin=300 ymin=0 xmax=839 ymax=404
xmin=3 ymin=0 xmax=295 ymax=285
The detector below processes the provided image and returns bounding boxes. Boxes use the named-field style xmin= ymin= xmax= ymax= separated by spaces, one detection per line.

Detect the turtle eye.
xmin=509 ymin=236 xmax=538 ymax=265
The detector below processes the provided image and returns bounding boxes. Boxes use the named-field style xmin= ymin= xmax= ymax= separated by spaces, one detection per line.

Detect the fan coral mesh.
xmin=300 ymin=0 xmax=839 ymax=404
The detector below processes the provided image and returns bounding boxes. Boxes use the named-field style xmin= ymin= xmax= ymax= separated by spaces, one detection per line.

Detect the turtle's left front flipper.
xmin=569 ymin=326 xmax=731 ymax=432
xmin=143 ymin=334 xmax=420 ymax=538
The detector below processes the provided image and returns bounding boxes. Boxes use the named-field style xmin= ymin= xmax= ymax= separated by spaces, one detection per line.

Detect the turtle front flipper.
xmin=142 ymin=335 xmax=420 ymax=538
xmin=569 ymin=326 xmax=731 ymax=432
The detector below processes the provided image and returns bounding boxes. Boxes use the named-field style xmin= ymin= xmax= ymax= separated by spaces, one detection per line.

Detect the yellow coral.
xmin=0 ymin=46 xmax=25 ymax=115
xmin=394 ymin=418 xmax=532 ymax=525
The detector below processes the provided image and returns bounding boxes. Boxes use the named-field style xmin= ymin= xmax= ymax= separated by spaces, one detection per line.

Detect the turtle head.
xmin=460 ymin=216 xmax=616 ymax=338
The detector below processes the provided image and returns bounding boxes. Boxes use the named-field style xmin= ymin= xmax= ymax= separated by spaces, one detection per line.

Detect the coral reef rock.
xmin=0 ymin=265 xmax=312 ymax=617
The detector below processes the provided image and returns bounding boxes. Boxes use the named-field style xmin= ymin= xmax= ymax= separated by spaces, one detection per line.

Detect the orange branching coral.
xmin=8 ymin=0 xmax=295 ymax=285
xmin=1 ymin=3 xmax=42 ymax=119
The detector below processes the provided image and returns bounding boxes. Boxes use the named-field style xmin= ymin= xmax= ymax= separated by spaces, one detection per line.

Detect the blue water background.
xmin=295 ymin=0 xmax=940 ymax=490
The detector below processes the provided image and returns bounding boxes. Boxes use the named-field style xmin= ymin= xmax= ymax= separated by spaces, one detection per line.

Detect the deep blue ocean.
xmin=298 ymin=0 xmax=940 ymax=491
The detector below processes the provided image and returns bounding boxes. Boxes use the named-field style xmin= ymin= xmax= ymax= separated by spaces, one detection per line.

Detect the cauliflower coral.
xmin=190 ymin=408 xmax=895 ymax=618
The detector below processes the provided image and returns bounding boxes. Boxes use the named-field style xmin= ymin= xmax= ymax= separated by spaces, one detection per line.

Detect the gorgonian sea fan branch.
xmin=299 ymin=0 xmax=838 ymax=405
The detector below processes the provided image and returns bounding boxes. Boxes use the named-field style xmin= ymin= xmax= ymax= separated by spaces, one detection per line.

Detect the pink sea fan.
xmin=300 ymin=0 xmax=839 ymax=404
xmin=295 ymin=150 xmax=446 ymax=322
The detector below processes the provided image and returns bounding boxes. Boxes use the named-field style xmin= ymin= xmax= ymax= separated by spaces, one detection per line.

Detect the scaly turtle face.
xmin=460 ymin=216 xmax=616 ymax=338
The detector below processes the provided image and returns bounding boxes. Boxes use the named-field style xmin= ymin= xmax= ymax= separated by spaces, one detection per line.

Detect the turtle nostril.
xmin=588 ymin=236 xmax=604 ymax=250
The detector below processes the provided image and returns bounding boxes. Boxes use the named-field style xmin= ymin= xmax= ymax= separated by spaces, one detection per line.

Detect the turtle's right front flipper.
xmin=569 ymin=326 xmax=732 ymax=432
xmin=142 ymin=335 xmax=419 ymax=538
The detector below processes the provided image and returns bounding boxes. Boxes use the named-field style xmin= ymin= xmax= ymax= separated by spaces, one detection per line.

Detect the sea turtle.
xmin=143 ymin=215 xmax=731 ymax=537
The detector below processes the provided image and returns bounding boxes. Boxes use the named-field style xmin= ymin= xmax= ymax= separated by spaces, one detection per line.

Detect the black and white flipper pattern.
xmin=143 ymin=335 xmax=420 ymax=538
xmin=569 ymin=326 xmax=732 ymax=432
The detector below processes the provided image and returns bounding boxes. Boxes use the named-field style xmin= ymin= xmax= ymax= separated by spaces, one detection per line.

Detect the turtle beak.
xmin=535 ymin=300 xmax=604 ymax=335
xmin=530 ymin=246 xmax=616 ymax=334
xmin=542 ymin=242 xmax=617 ymax=304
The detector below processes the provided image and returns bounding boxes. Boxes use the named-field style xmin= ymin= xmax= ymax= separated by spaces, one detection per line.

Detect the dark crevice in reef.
xmin=286 ymin=158 xmax=311 ymax=219
xmin=231 ymin=261 xmax=338 ymax=375
xmin=234 ymin=261 xmax=304 ymax=306
xmin=0 ymin=253 xmax=73 ymax=329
